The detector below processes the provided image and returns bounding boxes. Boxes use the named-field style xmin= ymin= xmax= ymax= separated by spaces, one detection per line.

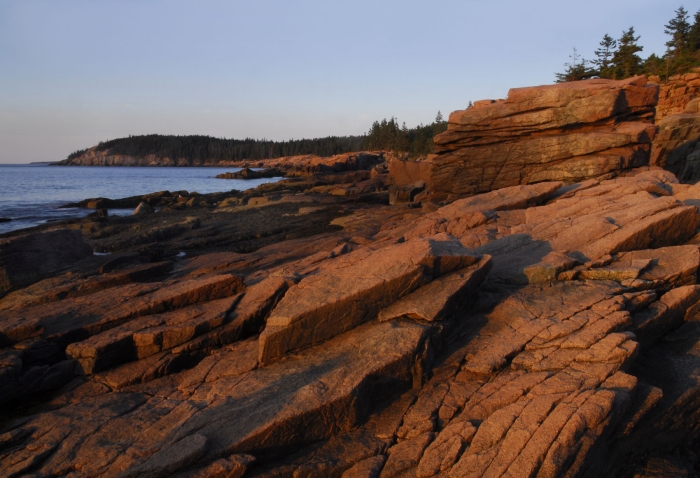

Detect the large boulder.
xmin=421 ymin=76 xmax=658 ymax=199
xmin=0 ymin=229 xmax=93 ymax=296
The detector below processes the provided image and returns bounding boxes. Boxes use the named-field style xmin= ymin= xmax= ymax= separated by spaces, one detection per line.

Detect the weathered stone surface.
xmin=0 ymin=320 xmax=430 ymax=476
xmin=378 ymin=255 xmax=492 ymax=322
xmin=259 ymin=236 xmax=480 ymax=363
xmin=650 ymin=69 xmax=700 ymax=121
xmin=427 ymin=77 xmax=657 ymax=197
xmin=6 ymin=161 xmax=700 ymax=477
xmin=0 ymin=229 xmax=93 ymax=296
xmin=524 ymin=252 xmax=579 ymax=283
xmin=388 ymin=157 xmax=432 ymax=188
xmin=650 ymin=110 xmax=700 ymax=181
xmin=0 ymin=272 xmax=244 ymax=346
xmin=133 ymin=201 xmax=155 ymax=215
xmin=118 ymin=434 xmax=209 ymax=478
xmin=342 ymin=455 xmax=387 ymax=478
xmin=0 ymin=260 xmax=173 ymax=311
xmin=66 ymin=296 xmax=239 ymax=374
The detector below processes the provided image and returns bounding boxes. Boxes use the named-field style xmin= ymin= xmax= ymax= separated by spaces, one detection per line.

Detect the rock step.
xmin=258 ymin=236 xmax=481 ymax=364
xmin=66 ymin=296 xmax=240 ymax=374
xmin=378 ymin=255 xmax=492 ymax=323
xmin=0 ymin=261 xmax=173 ymax=311
xmin=0 ymin=273 xmax=245 ymax=347
xmin=0 ymin=320 xmax=432 ymax=476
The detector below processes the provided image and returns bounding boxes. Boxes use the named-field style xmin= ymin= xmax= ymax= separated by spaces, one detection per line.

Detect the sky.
xmin=0 ymin=0 xmax=684 ymax=163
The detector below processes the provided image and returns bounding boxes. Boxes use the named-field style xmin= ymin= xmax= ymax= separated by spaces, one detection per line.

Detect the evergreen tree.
xmin=643 ymin=53 xmax=665 ymax=78
xmin=555 ymin=47 xmax=598 ymax=82
xmin=665 ymin=6 xmax=691 ymax=58
xmin=593 ymin=34 xmax=617 ymax=79
xmin=435 ymin=111 xmax=444 ymax=123
xmin=611 ymin=27 xmax=644 ymax=79
xmin=689 ymin=9 xmax=700 ymax=51
xmin=663 ymin=7 xmax=700 ymax=77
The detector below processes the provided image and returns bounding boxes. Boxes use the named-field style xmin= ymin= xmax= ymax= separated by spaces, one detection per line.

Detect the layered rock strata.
xmin=404 ymin=76 xmax=659 ymax=200
xmin=3 ymin=167 xmax=700 ymax=476
xmin=650 ymin=68 xmax=700 ymax=121
xmin=651 ymin=98 xmax=700 ymax=182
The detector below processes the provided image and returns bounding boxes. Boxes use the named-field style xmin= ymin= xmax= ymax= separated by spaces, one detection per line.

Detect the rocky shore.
xmin=4 ymin=76 xmax=700 ymax=477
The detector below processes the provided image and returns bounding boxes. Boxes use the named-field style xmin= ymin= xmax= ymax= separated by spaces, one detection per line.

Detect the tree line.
xmin=66 ymin=113 xmax=449 ymax=161
xmin=556 ymin=6 xmax=700 ymax=82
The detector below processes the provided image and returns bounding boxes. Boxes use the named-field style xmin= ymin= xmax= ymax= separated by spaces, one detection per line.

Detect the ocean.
xmin=0 ymin=164 xmax=282 ymax=234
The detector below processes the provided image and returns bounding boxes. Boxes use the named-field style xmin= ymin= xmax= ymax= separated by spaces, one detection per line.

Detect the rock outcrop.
xmin=392 ymin=76 xmax=658 ymax=201
xmin=650 ymin=68 xmax=700 ymax=121
xmin=58 ymin=148 xmax=386 ymax=173
xmin=11 ymin=73 xmax=700 ymax=476
xmin=650 ymin=98 xmax=700 ymax=182
xmin=216 ymin=167 xmax=285 ymax=180
xmin=4 ymin=163 xmax=700 ymax=476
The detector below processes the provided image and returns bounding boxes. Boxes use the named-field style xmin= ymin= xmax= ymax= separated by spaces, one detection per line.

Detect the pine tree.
xmin=643 ymin=53 xmax=665 ymax=78
xmin=665 ymin=7 xmax=691 ymax=59
xmin=435 ymin=111 xmax=444 ymax=123
xmin=611 ymin=28 xmax=644 ymax=79
xmin=555 ymin=47 xmax=598 ymax=82
xmin=593 ymin=34 xmax=617 ymax=79
xmin=689 ymin=10 xmax=700 ymax=51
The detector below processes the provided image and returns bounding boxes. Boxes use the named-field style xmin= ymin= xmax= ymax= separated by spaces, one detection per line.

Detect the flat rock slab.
xmin=0 ymin=261 xmax=173 ymax=311
xmin=0 ymin=273 xmax=244 ymax=346
xmin=258 ymin=236 xmax=480 ymax=364
xmin=379 ymin=256 xmax=492 ymax=322
xmin=435 ymin=182 xmax=565 ymax=221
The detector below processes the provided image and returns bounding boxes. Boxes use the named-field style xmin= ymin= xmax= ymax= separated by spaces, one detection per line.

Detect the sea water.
xmin=0 ymin=164 xmax=282 ymax=234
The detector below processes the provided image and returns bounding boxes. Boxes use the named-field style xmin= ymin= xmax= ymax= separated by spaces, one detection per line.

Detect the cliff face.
xmin=58 ymin=149 xmax=224 ymax=167
xmin=650 ymin=68 xmax=700 ymax=122
xmin=57 ymin=148 xmax=385 ymax=172
xmin=417 ymin=76 xmax=658 ymax=200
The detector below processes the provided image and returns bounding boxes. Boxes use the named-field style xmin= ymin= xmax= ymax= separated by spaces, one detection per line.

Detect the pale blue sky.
xmin=0 ymin=0 xmax=682 ymax=163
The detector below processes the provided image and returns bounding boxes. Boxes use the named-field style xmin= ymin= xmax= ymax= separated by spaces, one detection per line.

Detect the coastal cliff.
xmin=5 ymin=77 xmax=700 ymax=477
xmin=57 ymin=149 xmax=217 ymax=167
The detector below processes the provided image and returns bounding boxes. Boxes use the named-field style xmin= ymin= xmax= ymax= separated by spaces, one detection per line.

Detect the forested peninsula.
xmin=58 ymin=115 xmax=448 ymax=166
